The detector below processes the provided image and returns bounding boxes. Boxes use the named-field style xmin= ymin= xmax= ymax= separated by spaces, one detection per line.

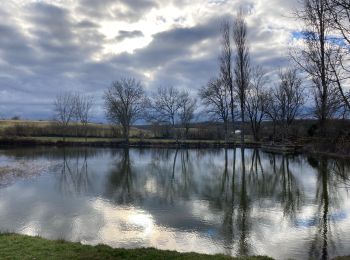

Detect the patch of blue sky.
xmin=292 ymin=31 xmax=304 ymax=40
xmin=292 ymin=30 xmax=348 ymax=49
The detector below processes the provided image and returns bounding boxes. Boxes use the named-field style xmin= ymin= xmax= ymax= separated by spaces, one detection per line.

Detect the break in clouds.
xmin=0 ymin=0 xmax=299 ymax=121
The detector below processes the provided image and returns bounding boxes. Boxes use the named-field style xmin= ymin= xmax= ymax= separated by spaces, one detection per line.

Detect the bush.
xmin=307 ymin=124 xmax=318 ymax=137
xmin=11 ymin=116 xmax=20 ymax=120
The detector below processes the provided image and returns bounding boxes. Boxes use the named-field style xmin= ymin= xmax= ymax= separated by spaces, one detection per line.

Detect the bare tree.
xmin=233 ymin=10 xmax=251 ymax=144
xmin=292 ymin=0 xmax=343 ymax=133
xmin=178 ymin=91 xmax=197 ymax=139
xmin=326 ymin=0 xmax=350 ymax=110
xmin=75 ymin=94 xmax=94 ymax=141
xmin=104 ymin=78 xmax=146 ymax=143
xmin=148 ymin=86 xmax=183 ymax=138
xmin=54 ymin=92 xmax=76 ymax=142
xmin=278 ymin=68 xmax=305 ymax=130
xmin=219 ymin=19 xmax=236 ymax=131
xmin=268 ymin=68 xmax=305 ymax=139
xmin=326 ymin=0 xmax=350 ymax=46
xmin=151 ymin=86 xmax=182 ymax=126
xmin=245 ymin=66 xmax=269 ymax=141
xmin=265 ymin=90 xmax=280 ymax=140
xmin=199 ymin=78 xmax=230 ymax=141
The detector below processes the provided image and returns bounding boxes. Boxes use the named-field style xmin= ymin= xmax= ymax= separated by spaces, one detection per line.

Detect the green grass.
xmin=0 ymin=234 xmax=273 ymax=260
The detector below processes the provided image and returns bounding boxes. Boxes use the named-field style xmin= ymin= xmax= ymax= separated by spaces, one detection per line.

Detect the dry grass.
xmin=0 ymin=120 xmax=150 ymax=138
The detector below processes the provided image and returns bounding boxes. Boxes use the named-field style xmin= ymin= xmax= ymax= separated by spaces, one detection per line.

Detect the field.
xmin=0 ymin=120 xmax=149 ymax=139
xmin=0 ymin=119 xmax=232 ymax=141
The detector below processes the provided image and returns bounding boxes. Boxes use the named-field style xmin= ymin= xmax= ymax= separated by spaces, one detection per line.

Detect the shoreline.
xmin=0 ymin=137 xmax=261 ymax=149
xmin=0 ymin=136 xmax=350 ymax=159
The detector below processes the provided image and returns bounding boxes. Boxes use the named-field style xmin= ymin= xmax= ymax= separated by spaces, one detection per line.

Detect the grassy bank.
xmin=0 ymin=234 xmax=272 ymax=260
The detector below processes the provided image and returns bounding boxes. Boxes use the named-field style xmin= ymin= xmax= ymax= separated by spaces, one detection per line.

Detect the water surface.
xmin=0 ymin=147 xmax=350 ymax=259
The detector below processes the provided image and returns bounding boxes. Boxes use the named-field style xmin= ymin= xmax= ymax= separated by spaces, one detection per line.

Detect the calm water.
xmin=0 ymin=147 xmax=350 ymax=259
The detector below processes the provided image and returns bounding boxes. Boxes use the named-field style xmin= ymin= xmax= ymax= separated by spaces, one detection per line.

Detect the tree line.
xmin=54 ymin=0 xmax=350 ymax=143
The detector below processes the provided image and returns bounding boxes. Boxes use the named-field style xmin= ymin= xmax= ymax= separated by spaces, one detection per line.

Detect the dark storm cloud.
xmin=108 ymin=15 xmax=224 ymax=93
xmin=76 ymin=20 xmax=99 ymax=29
xmin=0 ymin=2 xmax=114 ymax=119
xmin=148 ymin=55 xmax=219 ymax=95
xmin=0 ymin=24 xmax=37 ymax=67
xmin=116 ymin=30 xmax=144 ymax=41
xmin=27 ymin=2 xmax=104 ymax=65
xmin=114 ymin=17 xmax=220 ymax=70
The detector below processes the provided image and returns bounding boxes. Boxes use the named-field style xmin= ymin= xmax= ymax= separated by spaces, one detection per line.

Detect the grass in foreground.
xmin=0 ymin=234 xmax=273 ymax=260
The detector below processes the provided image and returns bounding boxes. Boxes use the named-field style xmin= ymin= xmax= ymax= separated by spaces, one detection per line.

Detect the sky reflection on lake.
xmin=0 ymin=147 xmax=350 ymax=259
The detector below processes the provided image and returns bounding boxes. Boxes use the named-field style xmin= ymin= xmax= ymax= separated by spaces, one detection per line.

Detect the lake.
xmin=0 ymin=147 xmax=349 ymax=259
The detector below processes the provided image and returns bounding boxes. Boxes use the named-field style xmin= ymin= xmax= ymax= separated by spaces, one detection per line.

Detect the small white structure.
xmin=234 ymin=130 xmax=241 ymax=135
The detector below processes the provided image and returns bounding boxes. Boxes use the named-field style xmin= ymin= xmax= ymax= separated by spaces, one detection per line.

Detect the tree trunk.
xmin=224 ymin=120 xmax=229 ymax=144
xmin=240 ymin=106 xmax=245 ymax=145
xmin=185 ymin=125 xmax=189 ymax=140
xmin=62 ymin=124 xmax=67 ymax=143
xmin=84 ymin=123 xmax=88 ymax=142
xmin=230 ymin=90 xmax=235 ymax=142
xmin=319 ymin=2 xmax=328 ymax=136
xmin=123 ymin=125 xmax=129 ymax=144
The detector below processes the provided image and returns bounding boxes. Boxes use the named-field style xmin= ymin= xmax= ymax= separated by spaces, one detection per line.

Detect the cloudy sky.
xmin=0 ymin=0 xmax=301 ymax=121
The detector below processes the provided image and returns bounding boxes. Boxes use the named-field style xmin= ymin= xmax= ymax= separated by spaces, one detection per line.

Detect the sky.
xmin=0 ymin=0 xmax=301 ymax=121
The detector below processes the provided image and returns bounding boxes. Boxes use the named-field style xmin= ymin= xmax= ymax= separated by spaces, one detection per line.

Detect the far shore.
xmin=0 ymin=136 xmax=260 ymax=149
xmin=1 ymin=136 xmax=350 ymax=159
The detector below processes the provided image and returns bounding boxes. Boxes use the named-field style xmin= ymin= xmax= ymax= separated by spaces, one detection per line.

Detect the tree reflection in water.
xmin=218 ymin=150 xmax=327 ymax=257
xmin=307 ymin=156 xmax=350 ymax=260
xmin=58 ymin=148 xmax=92 ymax=195
xmin=277 ymin=155 xmax=303 ymax=221
xmin=3 ymin=146 xmax=350 ymax=258
xmin=106 ymin=148 xmax=138 ymax=204
xmin=238 ymin=147 xmax=250 ymax=256
xmin=65 ymin=147 xmax=350 ymax=258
